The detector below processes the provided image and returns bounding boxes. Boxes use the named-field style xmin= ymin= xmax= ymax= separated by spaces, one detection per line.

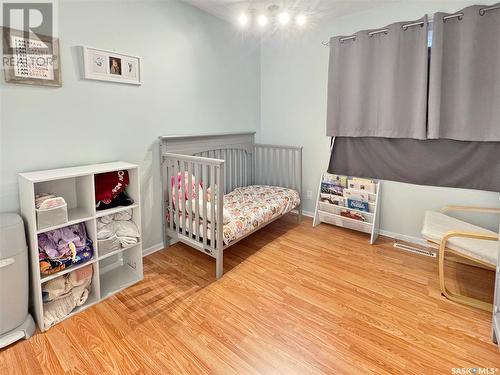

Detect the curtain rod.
xmin=321 ymin=4 xmax=499 ymax=46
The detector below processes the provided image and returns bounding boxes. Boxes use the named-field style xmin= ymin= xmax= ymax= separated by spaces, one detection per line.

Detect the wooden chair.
xmin=421 ymin=206 xmax=500 ymax=311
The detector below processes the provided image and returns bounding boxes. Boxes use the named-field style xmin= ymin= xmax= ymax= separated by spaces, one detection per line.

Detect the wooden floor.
xmin=1 ymin=215 xmax=499 ymax=374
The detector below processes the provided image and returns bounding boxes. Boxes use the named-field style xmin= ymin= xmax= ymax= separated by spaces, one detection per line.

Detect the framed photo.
xmin=2 ymin=28 xmax=62 ymax=87
xmin=82 ymin=46 xmax=142 ymax=85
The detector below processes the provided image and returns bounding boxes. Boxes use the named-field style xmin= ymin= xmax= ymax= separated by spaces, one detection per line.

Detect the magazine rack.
xmin=312 ymin=173 xmax=381 ymax=244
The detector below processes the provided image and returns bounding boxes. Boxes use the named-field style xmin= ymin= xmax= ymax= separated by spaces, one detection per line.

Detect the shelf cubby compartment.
xmin=96 ymin=205 xmax=142 ymax=259
xmin=99 ymin=245 xmax=143 ymax=300
xmin=34 ymin=175 xmax=94 ymax=232
xmin=38 ymin=218 xmax=98 ymax=279
xmin=41 ymin=262 xmax=100 ymax=330
xmin=94 ymin=167 xmax=140 ymax=216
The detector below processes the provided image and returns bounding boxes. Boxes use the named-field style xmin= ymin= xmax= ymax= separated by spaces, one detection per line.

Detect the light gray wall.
xmin=260 ymin=0 xmax=500 ymax=239
xmin=0 ymin=0 xmax=260 ymax=250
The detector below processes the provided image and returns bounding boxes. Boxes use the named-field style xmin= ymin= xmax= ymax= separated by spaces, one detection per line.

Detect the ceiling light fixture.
xmin=277 ymin=12 xmax=290 ymax=25
xmin=296 ymin=14 xmax=306 ymax=26
xmin=257 ymin=14 xmax=268 ymax=27
xmin=238 ymin=13 xmax=249 ymax=27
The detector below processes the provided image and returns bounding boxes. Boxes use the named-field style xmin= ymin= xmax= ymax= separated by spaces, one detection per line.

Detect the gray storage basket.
xmin=36 ymin=203 xmax=68 ymax=230
xmin=98 ymin=235 xmax=121 ymax=256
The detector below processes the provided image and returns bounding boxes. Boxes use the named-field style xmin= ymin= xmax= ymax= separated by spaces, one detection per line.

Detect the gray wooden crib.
xmin=159 ymin=132 xmax=302 ymax=278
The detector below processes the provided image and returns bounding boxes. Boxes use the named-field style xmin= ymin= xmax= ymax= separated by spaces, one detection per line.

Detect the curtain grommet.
xmin=479 ymin=8 xmax=486 ymax=16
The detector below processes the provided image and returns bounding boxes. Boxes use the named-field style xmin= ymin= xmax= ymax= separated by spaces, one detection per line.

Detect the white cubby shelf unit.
xmin=312 ymin=173 xmax=382 ymax=244
xmin=19 ymin=162 xmax=143 ymax=331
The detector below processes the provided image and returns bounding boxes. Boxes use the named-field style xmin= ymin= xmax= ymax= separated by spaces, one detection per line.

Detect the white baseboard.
xmin=142 ymin=242 xmax=165 ymax=257
xmin=378 ymin=230 xmax=427 ymax=246
xmin=302 ymin=210 xmax=314 ymax=218
xmin=291 ymin=209 xmax=314 ymax=217
xmin=304 ymin=208 xmax=425 ymax=246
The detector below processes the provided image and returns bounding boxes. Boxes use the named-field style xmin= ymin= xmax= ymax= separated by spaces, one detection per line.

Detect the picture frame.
xmin=82 ymin=46 xmax=142 ymax=85
xmin=2 ymin=28 xmax=62 ymax=87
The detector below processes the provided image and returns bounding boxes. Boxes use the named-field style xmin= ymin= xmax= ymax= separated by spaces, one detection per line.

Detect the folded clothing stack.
xmin=97 ymin=209 xmax=140 ymax=251
xmin=42 ymin=264 xmax=93 ymax=328
xmin=35 ymin=193 xmax=66 ymax=210
xmin=95 ymin=170 xmax=134 ymax=211
xmin=38 ymin=223 xmax=94 ymax=275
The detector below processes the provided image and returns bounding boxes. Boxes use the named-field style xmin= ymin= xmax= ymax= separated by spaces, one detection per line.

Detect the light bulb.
xmin=277 ymin=12 xmax=290 ymax=25
xmin=257 ymin=14 xmax=268 ymax=27
xmin=238 ymin=13 xmax=249 ymax=27
xmin=296 ymin=14 xmax=306 ymax=26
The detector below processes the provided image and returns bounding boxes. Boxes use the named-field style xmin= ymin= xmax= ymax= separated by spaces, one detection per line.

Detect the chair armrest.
xmin=440 ymin=205 xmax=500 ymax=215
xmin=442 ymin=230 xmax=499 ymax=243
xmin=439 ymin=230 xmax=499 ymax=265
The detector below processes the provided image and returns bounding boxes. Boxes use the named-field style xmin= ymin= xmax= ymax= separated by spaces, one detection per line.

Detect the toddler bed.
xmin=159 ymin=132 xmax=302 ymax=278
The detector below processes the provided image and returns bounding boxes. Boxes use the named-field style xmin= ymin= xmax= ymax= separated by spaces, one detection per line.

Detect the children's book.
xmin=343 ymin=189 xmax=369 ymax=202
xmin=323 ymin=173 xmax=348 ymax=188
xmin=320 ymin=193 xmax=344 ymax=206
xmin=321 ymin=183 xmax=343 ymax=196
xmin=347 ymin=198 xmax=369 ymax=212
xmin=348 ymin=178 xmax=376 ymax=194
xmin=340 ymin=209 xmax=366 ymax=222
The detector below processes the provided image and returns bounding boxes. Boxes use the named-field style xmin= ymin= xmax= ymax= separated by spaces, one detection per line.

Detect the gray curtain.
xmin=329 ymin=137 xmax=500 ymax=192
xmin=428 ymin=3 xmax=500 ymax=141
xmin=326 ymin=16 xmax=429 ymax=139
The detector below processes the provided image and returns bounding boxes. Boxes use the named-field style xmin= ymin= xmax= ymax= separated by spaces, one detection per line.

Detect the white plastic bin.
xmin=36 ymin=203 xmax=68 ymax=230
xmin=0 ymin=214 xmax=35 ymax=348
xmin=98 ymin=235 xmax=121 ymax=256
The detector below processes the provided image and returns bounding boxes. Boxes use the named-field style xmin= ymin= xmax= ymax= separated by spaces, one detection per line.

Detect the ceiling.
xmin=182 ymin=0 xmax=399 ymax=23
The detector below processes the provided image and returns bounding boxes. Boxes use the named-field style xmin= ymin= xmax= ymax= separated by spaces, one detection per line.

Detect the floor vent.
xmin=393 ymin=242 xmax=436 ymax=258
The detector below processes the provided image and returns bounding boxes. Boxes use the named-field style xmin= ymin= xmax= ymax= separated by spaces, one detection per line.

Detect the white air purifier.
xmin=0 ymin=213 xmax=35 ymax=348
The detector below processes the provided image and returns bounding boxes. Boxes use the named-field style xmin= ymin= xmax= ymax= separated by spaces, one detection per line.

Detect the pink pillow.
xmin=171 ymin=172 xmax=203 ymax=202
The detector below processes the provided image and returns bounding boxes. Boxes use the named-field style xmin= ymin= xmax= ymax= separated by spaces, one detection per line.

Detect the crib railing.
xmin=162 ymin=152 xmax=225 ymax=276
xmin=254 ymin=143 xmax=303 ymax=196
xmin=194 ymin=148 xmax=252 ymax=194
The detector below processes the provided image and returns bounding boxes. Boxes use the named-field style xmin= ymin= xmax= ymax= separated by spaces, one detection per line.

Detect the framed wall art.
xmin=82 ymin=46 xmax=142 ymax=85
xmin=2 ymin=28 xmax=62 ymax=87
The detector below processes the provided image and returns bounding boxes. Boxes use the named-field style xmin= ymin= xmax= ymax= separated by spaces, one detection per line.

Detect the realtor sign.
xmin=1 ymin=0 xmax=61 ymax=86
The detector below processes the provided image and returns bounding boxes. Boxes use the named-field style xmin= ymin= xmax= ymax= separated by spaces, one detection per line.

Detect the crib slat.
xmin=202 ymin=164 xmax=208 ymax=248
xmin=172 ymin=160 xmax=179 ymax=232
xmin=243 ymin=151 xmax=247 ymax=186
xmin=210 ymin=165 xmax=216 ymax=248
xmin=194 ymin=163 xmax=200 ymax=241
xmin=167 ymin=159 xmax=173 ymax=232
xmin=233 ymin=149 xmax=237 ymax=189
xmin=229 ymin=149 xmax=233 ymax=192
xmin=262 ymin=146 xmax=266 ymax=184
xmin=234 ymin=149 xmax=237 ymax=188
xmin=236 ymin=150 xmax=243 ymax=187
xmin=180 ymin=161 xmax=187 ymax=235
xmin=276 ymin=148 xmax=280 ymax=186
xmin=187 ymin=162 xmax=193 ymax=238
xmin=293 ymin=150 xmax=298 ymax=190
xmin=240 ymin=150 xmax=244 ymax=187
xmin=216 ymin=164 xmax=223 ymax=248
